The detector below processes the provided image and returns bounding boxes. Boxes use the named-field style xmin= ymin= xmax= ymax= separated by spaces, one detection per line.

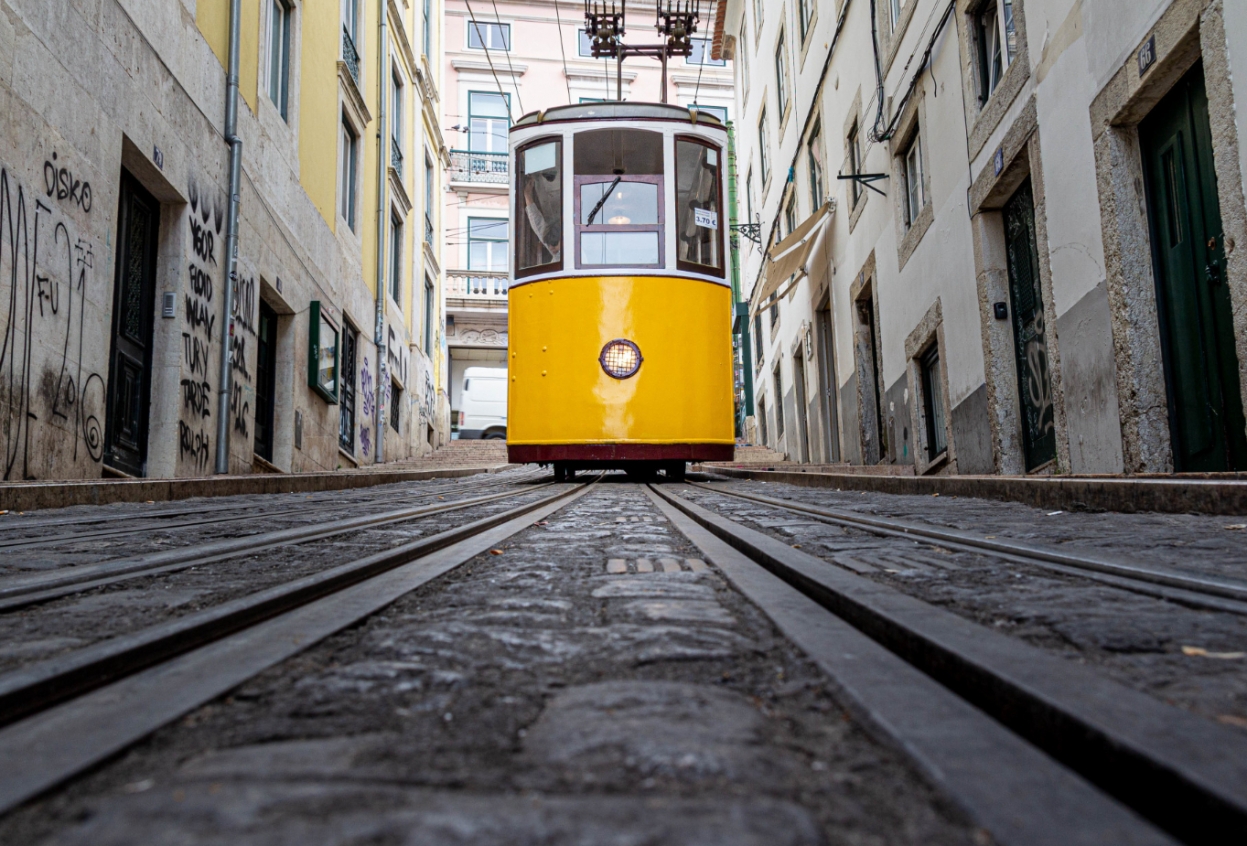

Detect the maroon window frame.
xmin=573 ymin=174 xmax=665 ymax=271
xmin=674 ymin=135 xmax=726 ymax=278
xmin=514 ymin=136 xmax=564 ymax=280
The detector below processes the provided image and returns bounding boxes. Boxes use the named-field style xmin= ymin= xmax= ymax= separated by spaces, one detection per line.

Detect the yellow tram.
xmin=506 ymin=103 xmax=735 ymax=481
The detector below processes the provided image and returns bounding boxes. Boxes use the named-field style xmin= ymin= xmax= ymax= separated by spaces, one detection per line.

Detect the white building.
xmin=723 ymin=0 xmax=1247 ymax=475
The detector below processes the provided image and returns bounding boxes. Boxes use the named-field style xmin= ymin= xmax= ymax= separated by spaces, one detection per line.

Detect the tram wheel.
xmin=665 ymin=462 xmax=687 ymax=482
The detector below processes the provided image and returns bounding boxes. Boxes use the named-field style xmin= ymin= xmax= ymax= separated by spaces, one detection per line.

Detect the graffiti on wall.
xmin=0 ymin=160 xmax=104 ymax=480
xmin=178 ymin=175 xmax=225 ymax=472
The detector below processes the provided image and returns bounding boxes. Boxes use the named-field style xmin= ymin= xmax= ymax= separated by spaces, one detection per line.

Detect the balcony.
xmin=342 ymin=28 xmax=361 ymax=85
xmin=391 ymin=140 xmax=403 ymax=178
xmin=446 ymin=270 xmax=509 ymax=310
xmin=448 ymin=150 xmax=508 ymax=185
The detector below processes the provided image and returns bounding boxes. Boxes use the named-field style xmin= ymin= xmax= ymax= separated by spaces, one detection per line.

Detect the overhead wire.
xmin=692 ymin=0 xmax=712 ymax=107
xmin=552 ymin=0 xmax=574 ymax=104
xmin=463 ymin=0 xmax=514 ymax=119
xmin=489 ymin=0 xmax=526 ymax=115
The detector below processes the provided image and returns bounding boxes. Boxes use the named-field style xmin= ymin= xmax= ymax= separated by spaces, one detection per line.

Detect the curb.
xmin=0 ymin=464 xmax=517 ymax=513
xmin=692 ymin=465 xmax=1247 ymax=515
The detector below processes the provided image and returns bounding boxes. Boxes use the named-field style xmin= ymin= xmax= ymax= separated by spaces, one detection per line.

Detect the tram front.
xmin=506 ymin=103 xmax=735 ymax=480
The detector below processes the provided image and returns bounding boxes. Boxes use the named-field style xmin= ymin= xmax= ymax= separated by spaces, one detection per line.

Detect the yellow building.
xmin=0 ymin=0 xmax=448 ymax=479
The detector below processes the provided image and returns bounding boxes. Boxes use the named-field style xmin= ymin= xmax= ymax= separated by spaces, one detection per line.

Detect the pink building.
xmin=441 ymin=0 xmax=735 ymax=433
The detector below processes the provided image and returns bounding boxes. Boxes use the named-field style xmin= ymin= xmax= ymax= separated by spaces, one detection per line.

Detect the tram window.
xmin=579 ymin=182 xmax=658 ymax=225
xmin=516 ymin=138 xmax=563 ymax=276
xmin=581 ymin=232 xmax=660 ymax=266
xmin=574 ymin=129 xmax=663 ymax=176
xmin=675 ymin=137 xmax=724 ymax=275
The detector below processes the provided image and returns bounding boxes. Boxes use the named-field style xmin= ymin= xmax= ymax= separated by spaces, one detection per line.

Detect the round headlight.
xmin=599 ymin=339 xmax=642 ymax=379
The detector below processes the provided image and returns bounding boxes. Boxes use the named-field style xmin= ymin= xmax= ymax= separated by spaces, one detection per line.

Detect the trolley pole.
xmin=726 ymin=122 xmax=755 ymax=430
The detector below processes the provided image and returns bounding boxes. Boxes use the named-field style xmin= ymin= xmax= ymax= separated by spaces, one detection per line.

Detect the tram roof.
xmin=512 ymin=102 xmax=724 ymax=130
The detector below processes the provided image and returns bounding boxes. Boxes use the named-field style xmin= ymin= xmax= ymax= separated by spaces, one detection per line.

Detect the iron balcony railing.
xmin=448 ymin=150 xmax=508 ymax=184
xmin=425 ymin=213 xmax=434 ymax=247
xmin=391 ymin=141 xmax=403 ymax=177
xmin=342 ymin=27 xmax=361 ymax=85
xmin=446 ymin=269 xmax=509 ymax=299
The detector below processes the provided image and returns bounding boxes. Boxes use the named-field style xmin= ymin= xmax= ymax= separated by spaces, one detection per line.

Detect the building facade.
xmin=440 ymin=0 xmax=734 ymax=432
xmin=0 ymin=0 xmax=450 ymax=481
xmin=724 ymin=0 xmax=1247 ymax=475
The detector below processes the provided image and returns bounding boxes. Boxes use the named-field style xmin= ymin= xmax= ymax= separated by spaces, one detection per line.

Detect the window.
xmin=390 ymin=381 xmax=402 ymax=432
xmin=975 ymin=0 xmax=1017 ymax=103
xmin=753 ymin=313 xmax=764 ymax=364
xmin=847 ymin=120 xmax=863 ymax=204
xmin=573 ymin=129 xmax=663 ymax=269
xmin=389 ymin=211 xmax=403 ymax=303
xmin=921 ymin=345 xmax=947 ymax=458
xmin=773 ymin=364 xmax=785 ymax=437
xmin=739 ymin=23 xmax=750 ymax=97
xmin=799 ymin=0 xmax=813 ymax=41
xmin=578 ymin=29 xmax=594 ymax=57
xmin=308 ymin=301 xmax=339 ymax=403
xmin=807 ymin=119 xmax=824 ymax=209
xmin=267 ymin=0 xmax=292 ymax=119
xmin=769 ymin=294 xmax=779 ymax=327
xmin=516 ymin=138 xmax=563 ymax=275
xmin=391 ymin=70 xmax=404 ymax=172
xmin=424 ymin=153 xmax=435 ymax=246
xmin=468 ymin=91 xmax=510 ymax=154
xmin=468 ymin=21 xmax=510 ymax=51
xmin=339 ymin=323 xmax=358 ymax=450
xmin=903 ymin=131 xmax=924 ymax=227
xmin=422 ymin=0 xmax=431 ymax=57
xmin=423 ymin=276 xmax=435 ymax=352
xmin=690 ymin=103 xmax=729 ymax=123
xmin=775 ymin=33 xmax=789 ymax=116
xmin=784 ymin=192 xmax=797 ymax=237
xmin=342 ymin=0 xmax=361 ymax=80
xmin=340 ymin=118 xmax=359 ymax=231
xmin=752 ymin=0 xmax=764 ymax=30
xmin=745 ymin=168 xmax=755 ymax=228
xmin=688 ymin=38 xmax=725 ymax=66
xmin=890 ymin=0 xmax=903 ymax=32
xmin=675 ymin=137 xmax=723 ymax=275
xmin=758 ymin=108 xmax=770 ymax=184
xmin=758 ymin=397 xmax=768 ymax=443
xmin=468 ymin=218 xmax=509 ymax=271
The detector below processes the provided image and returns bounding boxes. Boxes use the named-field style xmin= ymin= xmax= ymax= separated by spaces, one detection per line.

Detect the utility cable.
xmin=463 ymin=0 xmax=514 ymax=120
xmin=489 ymin=0 xmax=526 ymax=115
xmin=553 ymin=0 xmax=574 ymax=104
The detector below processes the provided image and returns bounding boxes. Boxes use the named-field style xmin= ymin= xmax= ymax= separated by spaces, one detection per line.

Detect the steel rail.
xmin=643 ymin=485 xmax=1175 ymax=846
xmin=0 ymin=480 xmax=554 ymax=613
xmin=0 ymin=477 xmax=597 ymax=814
xmin=0 ymin=477 xmax=594 ymax=732
xmin=689 ymin=481 xmax=1247 ymax=613
xmin=651 ymin=484 xmax=1247 ymax=845
xmin=0 ymin=468 xmax=541 ymax=539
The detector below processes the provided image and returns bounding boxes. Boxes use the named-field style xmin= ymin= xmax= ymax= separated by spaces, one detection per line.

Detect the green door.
xmin=1140 ymin=62 xmax=1247 ymax=472
xmin=1003 ymin=179 xmax=1056 ymax=471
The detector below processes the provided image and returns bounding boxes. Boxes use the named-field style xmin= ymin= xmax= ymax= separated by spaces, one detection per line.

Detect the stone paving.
xmin=682 ymin=479 xmax=1247 ymax=735
xmin=2 ymin=481 xmax=976 ymax=845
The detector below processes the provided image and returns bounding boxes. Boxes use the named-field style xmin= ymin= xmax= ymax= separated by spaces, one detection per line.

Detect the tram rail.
xmin=648 ymin=483 xmax=1247 ymax=845
xmin=0 ymin=477 xmax=598 ymax=813
xmin=686 ymin=479 xmax=1247 ymax=614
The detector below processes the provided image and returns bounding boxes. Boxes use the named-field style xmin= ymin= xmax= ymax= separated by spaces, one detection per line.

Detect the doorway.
xmin=793 ymin=345 xmax=810 ymax=463
xmin=254 ymin=300 xmax=278 ymax=462
xmin=104 ymin=172 xmax=159 ymax=477
xmin=1003 ymin=178 xmax=1056 ymax=471
xmin=1140 ymin=62 xmax=1247 ymax=472
xmin=856 ymin=294 xmax=885 ymax=464
xmin=815 ymin=302 xmax=840 ymax=462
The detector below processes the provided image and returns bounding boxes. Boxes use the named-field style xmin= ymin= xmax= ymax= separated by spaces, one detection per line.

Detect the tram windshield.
xmin=574 ymin=129 xmax=664 ymax=269
xmin=517 ymin=139 xmax=562 ymax=274
xmin=676 ymin=137 xmax=723 ymax=274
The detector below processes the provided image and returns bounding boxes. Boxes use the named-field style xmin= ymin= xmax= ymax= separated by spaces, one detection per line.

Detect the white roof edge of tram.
xmin=512 ymin=101 xmax=727 ymax=130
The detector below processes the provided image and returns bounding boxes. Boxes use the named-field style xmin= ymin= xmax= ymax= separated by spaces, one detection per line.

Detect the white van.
xmin=457 ymin=366 xmax=507 ymax=440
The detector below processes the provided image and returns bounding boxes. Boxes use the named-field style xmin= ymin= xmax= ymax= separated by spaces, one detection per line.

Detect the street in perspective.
xmin=1 ymin=0 xmax=1246 ymax=843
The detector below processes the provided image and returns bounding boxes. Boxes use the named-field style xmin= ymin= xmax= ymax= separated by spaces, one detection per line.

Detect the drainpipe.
xmin=373 ymin=0 xmax=389 ymax=463
xmin=726 ymin=122 xmax=754 ymax=430
xmin=215 ymin=0 xmax=243 ymax=475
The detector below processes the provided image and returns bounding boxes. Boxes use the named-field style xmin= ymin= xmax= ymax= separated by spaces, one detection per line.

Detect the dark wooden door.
xmin=1140 ymin=62 xmax=1247 ymax=472
xmin=1003 ymin=178 xmax=1056 ymax=471
xmin=104 ymin=173 xmax=159 ymax=477
xmin=254 ymin=301 xmax=278 ymax=462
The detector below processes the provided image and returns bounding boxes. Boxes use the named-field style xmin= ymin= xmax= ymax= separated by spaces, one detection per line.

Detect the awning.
xmin=753 ymin=202 xmax=833 ymax=311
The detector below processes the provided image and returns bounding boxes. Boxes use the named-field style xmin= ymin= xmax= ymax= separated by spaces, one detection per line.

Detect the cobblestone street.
xmin=1 ymin=469 xmax=1245 ymax=844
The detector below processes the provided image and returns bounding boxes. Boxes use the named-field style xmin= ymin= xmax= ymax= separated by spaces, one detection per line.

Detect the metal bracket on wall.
xmin=731 ymin=220 xmax=762 ymax=246
xmin=836 ymin=172 xmax=889 ymax=197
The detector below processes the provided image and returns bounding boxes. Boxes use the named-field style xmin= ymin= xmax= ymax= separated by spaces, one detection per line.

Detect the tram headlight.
xmin=599 ymin=339 xmax=643 ymax=379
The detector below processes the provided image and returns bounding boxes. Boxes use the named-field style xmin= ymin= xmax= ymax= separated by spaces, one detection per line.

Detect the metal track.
xmin=651 ymin=483 xmax=1247 ymax=845
xmin=0 ymin=478 xmax=595 ymax=814
xmin=0 ymin=481 xmax=552 ymax=612
xmin=0 ymin=469 xmax=541 ymax=550
xmin=688 ymin=480 xmax=1247 ymax=614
